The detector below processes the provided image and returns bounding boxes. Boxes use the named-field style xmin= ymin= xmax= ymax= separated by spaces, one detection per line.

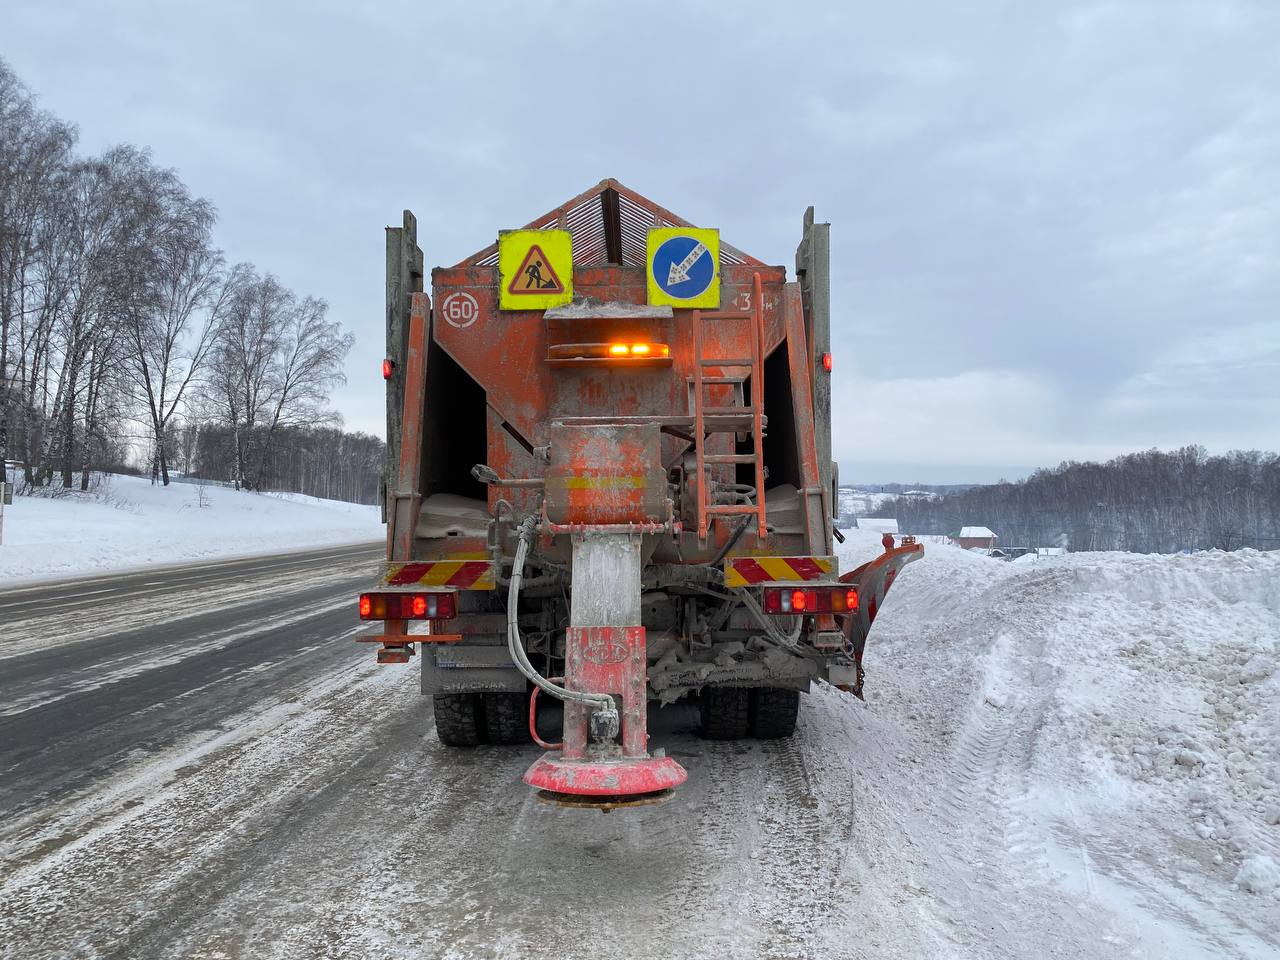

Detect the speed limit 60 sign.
xmin=440 ymin=291 xmax=479 ymax=329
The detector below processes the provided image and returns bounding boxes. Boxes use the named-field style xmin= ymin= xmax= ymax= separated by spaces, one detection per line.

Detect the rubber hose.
xmin=507 ymin=517 xmax=615 ymax=712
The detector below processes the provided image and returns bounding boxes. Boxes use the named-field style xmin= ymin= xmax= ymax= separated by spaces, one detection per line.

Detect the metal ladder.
xmin=692 ymin=272 xmax=767 ymax=542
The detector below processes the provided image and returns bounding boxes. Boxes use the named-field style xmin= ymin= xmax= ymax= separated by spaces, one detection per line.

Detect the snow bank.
xmin=0 ymin=474 xmax=382 ymax=584
xmin=1050 ymin=549 xmax=1280 ymax=890
xmin=834 ymin=528 xmax=1280 ymax=947
xmin=838 ymin=525 xmax=1008 ymax=627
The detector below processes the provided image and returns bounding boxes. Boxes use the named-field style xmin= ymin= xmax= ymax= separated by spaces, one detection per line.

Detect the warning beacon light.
xmin=382 ymin=358 xmax=394 ymax=379
xmin=546 ymin=343 xmax=671 ymax=364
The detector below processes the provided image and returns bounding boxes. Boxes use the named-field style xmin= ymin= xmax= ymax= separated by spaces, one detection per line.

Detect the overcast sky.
xmin=6 ymin=1 xmax=1277 ymax=483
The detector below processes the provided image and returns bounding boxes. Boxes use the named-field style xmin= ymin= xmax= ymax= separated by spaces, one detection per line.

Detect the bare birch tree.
xmin=124 ymin=189 xmax=241 ymax=485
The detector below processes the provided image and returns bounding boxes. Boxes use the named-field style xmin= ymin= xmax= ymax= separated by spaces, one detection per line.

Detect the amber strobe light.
xmin=762 ymin=586 xmax=859 ymax=614
xmin=548 ymin=343 xmax=671 ymax=362
xmin=358 ymin=592 xmax=457 ymax=620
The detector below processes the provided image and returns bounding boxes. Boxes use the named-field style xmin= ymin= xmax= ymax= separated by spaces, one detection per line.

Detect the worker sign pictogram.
xmin=498 ymin=229 xmax=572 ymax=310
xmin=646 ymin=227 xmax=720 ymax=308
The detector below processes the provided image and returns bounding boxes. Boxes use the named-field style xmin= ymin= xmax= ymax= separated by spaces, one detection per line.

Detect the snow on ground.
xmin=838 ymin=486 xmax=895 ymax=518
xmin=833 ymin=528 xmax=1280 ymax=956
xmin=0 ymin=473 xmax=381 ymax=584
xmin=2 ymin=514 xmax=1277 ymax=957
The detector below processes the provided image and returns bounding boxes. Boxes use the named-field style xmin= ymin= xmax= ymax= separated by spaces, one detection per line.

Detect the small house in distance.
xmin=951 ymin=526 xmax=998 ymax=550
xmin=857 ymin=518 xmax=899 ymax=535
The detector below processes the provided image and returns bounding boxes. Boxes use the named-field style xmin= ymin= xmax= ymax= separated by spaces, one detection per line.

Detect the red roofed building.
xmin=950 ymin=526 xmax=998 ymax=550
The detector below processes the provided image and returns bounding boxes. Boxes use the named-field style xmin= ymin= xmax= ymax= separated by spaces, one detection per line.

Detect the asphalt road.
xmin=0 ymin=543 xmax=384 ymax=824
xmin=0 ymin=542 xmax=861 ymax=960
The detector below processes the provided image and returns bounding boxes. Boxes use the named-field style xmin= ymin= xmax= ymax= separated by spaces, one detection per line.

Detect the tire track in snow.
xmin=748 ymin=733 xmax=852 ymax=959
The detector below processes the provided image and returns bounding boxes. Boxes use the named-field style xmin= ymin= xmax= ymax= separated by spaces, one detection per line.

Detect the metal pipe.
xmin=708 ymin=516 xmax=752 ymax=568
xmin=528 ymin=679 xmax=564 ymax=750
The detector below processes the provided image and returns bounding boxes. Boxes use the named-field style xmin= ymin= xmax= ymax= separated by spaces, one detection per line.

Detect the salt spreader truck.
xmin=358 ymin=180 xmax=921 ymax=807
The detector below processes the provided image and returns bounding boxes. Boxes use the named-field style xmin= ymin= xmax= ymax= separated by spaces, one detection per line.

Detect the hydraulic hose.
xmin=507 ymin=517 xmax=616 ymax=714
xmin=737 ymin=588 xmax=804 ymax=648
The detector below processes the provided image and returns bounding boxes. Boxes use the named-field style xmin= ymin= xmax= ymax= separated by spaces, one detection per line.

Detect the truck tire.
xmin=483 ymin=692 xmax=530 ymax=745
xmin=433 ymin=693 xmax=484 ymax=747
xmin=698 ymin=686 xmax=750 ymax=740
xmin=750 ymin=687 xmax=800 ymax=739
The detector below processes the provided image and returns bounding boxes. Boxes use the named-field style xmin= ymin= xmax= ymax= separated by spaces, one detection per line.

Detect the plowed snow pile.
xmin=831 ymin=530 xmax=1280 ymax=958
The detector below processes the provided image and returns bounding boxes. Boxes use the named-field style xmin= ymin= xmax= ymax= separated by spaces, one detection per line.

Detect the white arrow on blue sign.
xmin=652 ymin=235 xmax=715 ymax=300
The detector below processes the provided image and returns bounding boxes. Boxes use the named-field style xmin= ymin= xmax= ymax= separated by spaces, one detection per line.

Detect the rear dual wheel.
xmin=698 ymin=686 xmax=751 ymax=740
xmin=432 ymin=692 xmax=530 ymax=747
xmin=697 ymin=686 xmax=800 ymax=740
xmin=750 ymin=687 xmax=800 ymax=739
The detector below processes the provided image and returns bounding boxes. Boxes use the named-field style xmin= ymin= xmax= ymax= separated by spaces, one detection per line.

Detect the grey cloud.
xmin=5 ymin=0 xmax=1276 ymax=480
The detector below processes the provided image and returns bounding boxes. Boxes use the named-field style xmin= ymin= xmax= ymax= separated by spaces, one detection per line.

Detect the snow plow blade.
xmin=837 ymin=538 xmax=924 ymax=698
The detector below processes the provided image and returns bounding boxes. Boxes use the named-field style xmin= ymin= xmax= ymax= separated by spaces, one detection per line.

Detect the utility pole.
xmin=1 ymin=462 xmax=15 ymax=545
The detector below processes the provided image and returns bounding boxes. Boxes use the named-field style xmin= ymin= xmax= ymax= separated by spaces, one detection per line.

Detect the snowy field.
xmin=0 ymin=473 xmax=382 ymax=584
xmin=838 ymin=486 xmax=895 ymax=518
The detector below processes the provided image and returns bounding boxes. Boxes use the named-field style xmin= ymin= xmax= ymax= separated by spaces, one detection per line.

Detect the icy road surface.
xmin=1 ymin=534 xmax=1277 ymax=958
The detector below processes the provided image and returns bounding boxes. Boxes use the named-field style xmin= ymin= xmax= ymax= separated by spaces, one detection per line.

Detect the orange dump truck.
xmin=359 ymin=179 xmax=920 ymax=806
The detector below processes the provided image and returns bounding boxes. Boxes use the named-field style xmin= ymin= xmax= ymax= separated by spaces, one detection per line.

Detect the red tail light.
xmin=358 ymin=591 xmax=456 ymax=620
xmin=382 ymin=358 xmax=394 ymax=379
xmin=760 ymin=586 xmax=857 ymax=615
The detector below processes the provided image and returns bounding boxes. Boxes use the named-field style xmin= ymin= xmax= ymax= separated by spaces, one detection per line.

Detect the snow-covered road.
xmin=1 ymin=535 xmax=1276 ymax=958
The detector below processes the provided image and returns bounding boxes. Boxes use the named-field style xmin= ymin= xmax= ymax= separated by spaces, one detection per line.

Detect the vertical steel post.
xmin=385 ymin=211 xmax=423 ymax=523
xmin=751 ymin=272 xmax=767 ymax=539
xmin=693 ymin=310 xmax=708 ymax=540
xmin=387 ymin=292 xmax=430 ymax=562
xmin=523 ymin=530 xmax=688 ymax=798
xmin=562 ymin=533 xmax=645 ymax=760
xmin=796 ymin=208 xmax=833 ymax=546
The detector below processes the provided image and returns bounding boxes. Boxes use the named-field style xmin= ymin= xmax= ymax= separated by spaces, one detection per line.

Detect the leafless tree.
xmin=207 ymin=273 xmax=351 ymax=490
xmin=2 ymin=58 xmax=359 ymax=501
xmin=124 ymin=191 xmax=241 ymax=484
xmin=0 ymin=61 xmax=75 ymax=472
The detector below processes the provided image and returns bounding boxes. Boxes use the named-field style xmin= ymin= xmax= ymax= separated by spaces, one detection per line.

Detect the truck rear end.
xmin=359 ymin=179 xmax=920 ymax=806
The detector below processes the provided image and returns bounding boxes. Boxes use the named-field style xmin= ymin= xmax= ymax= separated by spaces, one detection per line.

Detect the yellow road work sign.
xmin=647 ymin=227 xmax=720 ymax=308
xmin=499 ymin=229 xmax=572 ymax=310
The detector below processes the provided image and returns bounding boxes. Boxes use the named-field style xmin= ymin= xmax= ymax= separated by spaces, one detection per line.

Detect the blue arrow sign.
xmin=651 ymin=234 xmax=716 ymax=300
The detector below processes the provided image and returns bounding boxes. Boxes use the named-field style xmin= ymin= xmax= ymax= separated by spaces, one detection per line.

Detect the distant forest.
xmin=168 ymin=422 xmax=384 ymax=505
xmin=878 ymin=446 xmax=1280 ymax=552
